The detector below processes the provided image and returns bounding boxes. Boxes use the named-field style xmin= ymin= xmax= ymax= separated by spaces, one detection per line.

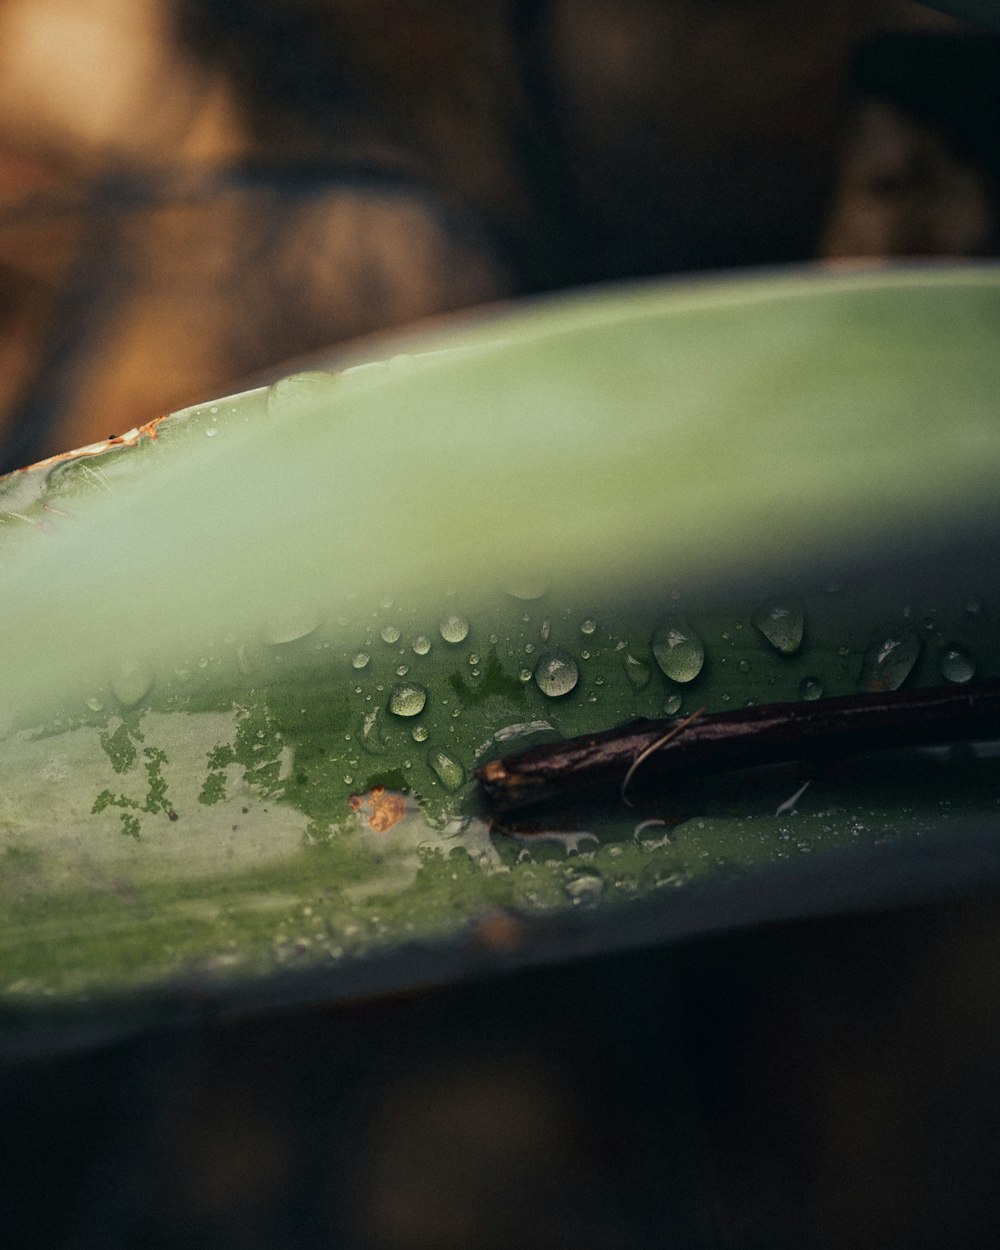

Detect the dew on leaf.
xmin=427 ymin=748 xmax=466 ymax=792
xmin=564 ymin=870 xmax=606 ymax=907
xmin=751 ymin=601 xmax=804 ymax=655
xmin=502 ymin=577 xmax=548 ymax=601
xmin=652 ymin=616 xmax=704 ymax=683
xmin=411 ymin=635 xmax=432 ymax=656
xmin=799 ymin=677 xmax=824 ymax=701
xmin=439 ymin=613 xmax=469 ymax=644
xmin=861 ymin=627 xmax=921 ymax=691
xmin=351 ymin=651 xmax=370 ymax=670
xmin=380 ymin=624 xmax=401 ymax=644
xmin=110 ymin=656 xmax=154 ymax=707
xmin=266 ymin=370 xmax=337 ymax=418
xmin=664 ymin=693 xmax=683 ymax=715
xmin=388 ymin=682 xmax=427 ymax=717
xmin=580 ymin=618 xmax=597 ymax=636
xmin=411 ymin=725 xmax=429 ymax=743
xmin=534 ymin=650 xmax=579 ymax=698
xmin=622 ymin=652 xmax=651 ymax=691
xmin=940 ymin=644 xmax=976 ymax=684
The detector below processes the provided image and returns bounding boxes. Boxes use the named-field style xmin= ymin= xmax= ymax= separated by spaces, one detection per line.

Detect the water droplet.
xmin=411 ymin=725 xmax=429 ymax=743
xmin=380 ymin=624 xmax=401 ymax=644
xmin=518 ymin=668 xmax=532 ymax=682
xmin=263 ymin=609 xmax=320 ymax=645
xmin=539 ymin=618 xmax=551 ymax=642
xmin=751 ymin=601 xmax=804 ymax=655
xmin=85 ymin=696 xmax=105 ymax=713
xmin=738 ymin=659 xmax=751 ymax=674
xmin=395 ymin=664 xmax=409 ymax=677
xmin=580 ymin=618 xmax=597 ymax=636
xmin=266 ymin=370 xmax=336 ymax=418
xmin=351 ymin=651 xmax=370 ymax=670
xmin=205 ymin=427 xmax=218 ymax=437
xmin=564 ymin=870 xmax=606 ymax=907
xmin=360 ymin=708 xmax=388 ymax=754
xmin=652 ymin=616 xmax=704 ymax=683
xmin=411 ymin=635 xmax=431 ymax=656
xmin=861 ymin=627 xmax=921 ymax=691
xmin=388 ymin=682 xmax=428 ymax=717
xmin=439 ymin=613 xmax=469 ymax=644
xmin=428 ymin=748 xmax=466 ymax=792
xmin=664 ymin=693 xmax=683 ymax=715
xmin=940 ymin=643 xmax=976 ymax=684
xmin=467 ymin=653 xmax=481 ymax=667
xmin=110 ymin=656 xmax=154 ymax=707
xmin=502 ymin=577 xmax=548 ymax=601
xmin=622 ymin=652 xmax=651 ymax=691
xmin=799 ymin=677 xmax=824 ymax=701
xmin=534 ymin=649 xmax=579 ymax=698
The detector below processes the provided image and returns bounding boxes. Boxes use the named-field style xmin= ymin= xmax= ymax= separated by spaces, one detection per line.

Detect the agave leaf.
xmin=1 ymin=265 xmax=999 ymax=1034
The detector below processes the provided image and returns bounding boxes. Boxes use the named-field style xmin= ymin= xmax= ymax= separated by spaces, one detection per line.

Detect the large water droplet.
xmin=380 ymin=624 xmax=401 ymax=644
xmin=351 ymin=651 xmax=370 ymax=670
xmin=564 ymin=869 xmax=606 ymax=907
xmin=799 ymin=677 xmax=824 ymax=701
xmin=411 ymin=635 xmax=432 ymax=656
xmin=439 ymin=613 xmax=469 ymax=644
xmin=622 ymin=652 xmax=651 ymax=691
xmin=861 ymin=627 xmax=921 ymax=691
xmin=502 ymin=577 xmax=548 ymax=601
xmin=751 ymin=601 xmax=804 ymax=655
xmin=940 ymin=643 xmax=976 ymax=684
xmin=411 ymin=725 xmax=429 ymax=743
xmin=428 ymin=748 xmax=466 ymax=792
xmin=652 ymin=616 xmax=704 ymax=683
xmin=388 ymin=682 xmax=427 ymax=717
xmin=266 ymin=370 xmax=337 ymax=418
xmin=534 ymin=650 xmax=579 ymax=698
xmin=110 ymin=656 xmax=154 ymax=707
xmin=263 ymin=609 xmax=320 ymax=645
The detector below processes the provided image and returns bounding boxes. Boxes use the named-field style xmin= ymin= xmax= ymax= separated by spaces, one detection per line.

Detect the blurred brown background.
xmin=0 ymin=0 xmax=996 ymax=468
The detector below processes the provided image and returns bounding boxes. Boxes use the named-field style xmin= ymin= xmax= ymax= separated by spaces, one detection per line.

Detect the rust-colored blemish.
xmin=348 ymin=785 xmax=406 ymax=833
xmin=14 ymin=415 xmax=166 ymax=476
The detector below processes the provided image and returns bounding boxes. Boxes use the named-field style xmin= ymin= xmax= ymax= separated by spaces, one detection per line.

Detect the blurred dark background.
xmin=3 ymin=4 xmax=1000 ymax=1246
xmin=0 ymin=0 xmax=998 ymax=468
xmin=5 ymin=894 xmax=1000 ymax=1248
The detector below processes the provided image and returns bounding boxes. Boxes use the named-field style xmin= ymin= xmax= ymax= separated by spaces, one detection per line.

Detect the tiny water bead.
xmin=427 ymin=748 xmax=466 ymax=792
xmin=652 ymin=615 xmax=705 ymax=683
xmin=380 ymin=624 xmax=401 ymax=644
xmin=622 ymin=652 xmax=652 ymax=691
xmin=262 ymin=609 xmax=320 ymax=646
xmin=110 ymin=656 xmax=154 ymax=707
xmin=799 ymin=677 xmax=824 ymax=701
xmin=940 ymin=644 xmax=976 ymax=684
xmin=411 ymin=635 xmax=432 ymax=656
xmin=519 ymin=668 xmax=532 ymax=682
xmin=467 ymin=653 xmax=481 ymax=667
xmin=861 ymin=627 xmax=921 ymax=692
xmin=534 ymin=650 xmax=580 ymax=698
xmin=388 ymin=682 xmax=428 ymax=717
xmin=751 ymin=601 xmax=804 ymax=655
xmin=580 ymin=618 xmax=597 ymax=636
xmin=439 ymin=613 xmax=469 ymax=644
xmin=395 ymin=664 xmax=410 ymax=677
xmin=411 ymin=725 xmax=430 ymax=743
xmin=664 ymin=693 xmax=683 ymax=715
xmin=351 ymin=651 xmax=370 ymax=670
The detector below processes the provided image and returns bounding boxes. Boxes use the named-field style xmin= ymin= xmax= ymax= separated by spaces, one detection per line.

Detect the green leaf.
xmin=1 ymin=265 xmax=999 ymax=1033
